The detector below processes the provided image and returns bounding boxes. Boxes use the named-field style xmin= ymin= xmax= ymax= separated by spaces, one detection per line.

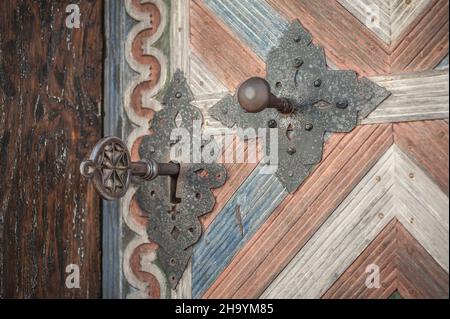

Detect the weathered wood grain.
xmin=338 ymin=0 xmax=432 ymax=44
xmin=202 ymin=0 xmax=288 ymax=59
xmin=267 ymin=0 xmax=448 ymax=75
xmin=193 ymin=161 xmax=288 ymax=298
xmin=363 ymin=69 xmax=449 ymax=124
xmin=0 ymin=0 xmax=102 ymax=298
xmin=395 ymin=146 xmax=449 ymax=272
xmin=262 ymin=145 xmax=449 ymax=298
xmin=103 ymin=0 xmax=128 ymax=299
xmin=324 ymin=220 xmax=449 ymax=299
xmin=262 ymin=146 xmax=397 ymax=298
xmin=266 ymin=0 xmax=390 ymax=76
xmin=390 ymin=0 xmax=449 ymax=73
xmin=202 ymin=124 xmax=394 ymax=298
xmin=394 ymin=120 xmax=449 ymax=194
xmin=190 ymin=0 xmax=265 ymax=90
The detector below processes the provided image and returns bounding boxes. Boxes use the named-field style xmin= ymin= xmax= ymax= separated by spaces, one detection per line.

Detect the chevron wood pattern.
xmin=394 ymin=120 xmax=449 ymax=194
xmin=200 ymin=124 xmax=394 ymax=298
xmin=337 ymin=0 xmax=432 ymax=44
xmin=324 ymin=220 xmax=449 ymax=299
xmin=186 ymin=0 xmax=449 ymax=300
xmin=261 ymin=145 xmax=448 ymax=298
xmin=97 ymin=0 xmax=450 ymax=299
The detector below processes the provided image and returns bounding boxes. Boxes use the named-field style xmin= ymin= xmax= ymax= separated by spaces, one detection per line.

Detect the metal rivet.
xmin=289 ymin=172 xmax=294 ymax=177
xmin=287 ymin=147 xmax=296 ymax=155
xmin=336 ymin=99 xmax=348 ymax=109
xmin=305 ymin=123 xmax=313 ymax=131
xmin=268 ymin=119 xmax=278 ymax=128
xmin=409 ymin=173 xmax=415 ymax=179
xmin=375 ymin=176 xmax=381 ymax=182
xmin=314 ymin=79 xmax=322 ymax=87
xmin=175 ymin=92 xmax=182 ymax=99
xmin=294 ymin=36 xmax=301 ymax=43
xmin=378 ymin=213 xmax=384 ymax=219
xmin=275 ymin=82 xmax=282 ymax=88
xmin=294 ymin=58 xmax=304 ymax=68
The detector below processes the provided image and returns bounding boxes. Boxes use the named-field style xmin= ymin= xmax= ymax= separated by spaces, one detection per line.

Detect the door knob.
xmin=209 ymin=20 xmax=390 ymax=193
xmin=237 ymin=77 xmax=293 ymax=114
xmin=80 ymin=136 xmax=180 ymax=201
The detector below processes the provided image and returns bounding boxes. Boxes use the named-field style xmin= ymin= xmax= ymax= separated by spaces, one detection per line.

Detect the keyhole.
xmin=175 ymin=112 xmax=183 ymax=127
xmin=286 ymin=124 xmax=295 ymax=141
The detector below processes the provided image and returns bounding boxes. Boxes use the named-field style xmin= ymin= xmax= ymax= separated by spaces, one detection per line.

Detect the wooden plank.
xmin=202 ymin=0 xmax=288 ymax=59
xmin=390 ymin=0 xmax=449 ymax=72
xmin=266 ymin=0 xmax=448 ymax=75
xmin=263 ymin=145 xmax=448 ymax=298
xmin=337 ymin=0 xmax=394 ymax=44
xmin=193 ymin=163 xmax=289 ymax=298
xmin=171 ymin=0 xmax=190 ymax=77
xmin=200 ymin=136 xmax=261 ymax=229
xmin=0 ymin=0 xmax=102 ymax=298
xmin=202 ymin=124 xmax=393 ymax=298
xmin=337 ymin=0 xmax=432 ymax=44
xmin=323 ymin=220 xmax=399 ymax=299
xmin=396 ymin=223 xmax=449 ymax=298
xmin=103 ymin=0 xmax=127 ymax=299
xmin=324 ymin=220 xmax=449 ymax=299
xmin=390 ymin=0 xmax=432 ymax=41
xmin=394 ymin=146 xmax=449 ymax=271
xmin=436 ymin=54 xmax=449 ymax=69
xmin=394 ymin=120 xmax=449 ymax=194
xmin=363 ymin=70 xmax=449 ymax=124
xmin=262 ymin=146 xmax=397 ymax=298
xmin=190 ymin=54 xmax=228 ymax=99
xmin=190 ymin=0 xmax=265 ymax=90
xmin=266 ymin=0 xmax=390 ymax=76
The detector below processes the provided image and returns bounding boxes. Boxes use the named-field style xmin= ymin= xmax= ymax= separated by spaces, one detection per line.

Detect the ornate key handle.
xmin=79 ymin=71 xmax=227 ymax=289
xmin=80 ymin=137 xmax=180 ymax=201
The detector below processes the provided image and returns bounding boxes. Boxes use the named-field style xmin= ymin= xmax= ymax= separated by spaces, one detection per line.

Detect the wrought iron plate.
xmin=135 ymin=71 xmax=226 ymax=288
xmin=209 ymin=20 xmax=390 ymax=193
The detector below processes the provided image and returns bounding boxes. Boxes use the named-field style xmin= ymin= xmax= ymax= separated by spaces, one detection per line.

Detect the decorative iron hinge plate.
xmin=135 ymin=71 xmax=226 ymax=288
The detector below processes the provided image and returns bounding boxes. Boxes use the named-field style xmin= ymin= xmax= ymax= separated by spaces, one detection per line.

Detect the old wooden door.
xmin=0 ymin=1 xmax=102 ymax=298
xmin=1 ymin=0 xmax=448 ymax=299
xmin=107 ymin=0 xmax=448 ymax=299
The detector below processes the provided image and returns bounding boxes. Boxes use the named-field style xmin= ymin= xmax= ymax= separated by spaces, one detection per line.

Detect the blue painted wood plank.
xmin=103 ymin=0 xmax=126 ymax=299
xmin=203 ymin=0 xmax=288 ymax=60
xmin=436 ymin=54 xmax=449 ymax=70
xmin=192 ymin=164 xmax=288 ymax=298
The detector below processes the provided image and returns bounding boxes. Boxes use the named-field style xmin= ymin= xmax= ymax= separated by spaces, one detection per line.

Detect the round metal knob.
xmin=80 ymin=137 xmax=179 ymax=200
xmin=237 ymin=77 xmax=293 ymax=114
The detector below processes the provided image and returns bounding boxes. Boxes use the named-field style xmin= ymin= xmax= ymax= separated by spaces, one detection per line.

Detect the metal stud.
xmin=268 ymin=119 xmax=278 ymax=128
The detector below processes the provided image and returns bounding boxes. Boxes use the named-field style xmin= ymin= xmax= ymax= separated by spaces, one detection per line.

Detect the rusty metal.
xmin=80 ymin=137 xmax=180 ymax=200
xmin=81 ymin=71 xmax=226 ymax=288
xmin=209 ymin=20 xmax=391 ymax=193
xmin=135 ymin=71 xmax=226 ymax=289
xmin=237 ymin=77 xmax=293 ymax=114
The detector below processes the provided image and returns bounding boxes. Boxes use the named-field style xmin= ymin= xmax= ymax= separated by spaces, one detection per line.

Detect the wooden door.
xmin=1 ymin=0 xmax=447 ymax=300
xmin=111 ymin=0 xmax=449 ymax=299
xmin=0 ymin=1 xmax=102 ymax=298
